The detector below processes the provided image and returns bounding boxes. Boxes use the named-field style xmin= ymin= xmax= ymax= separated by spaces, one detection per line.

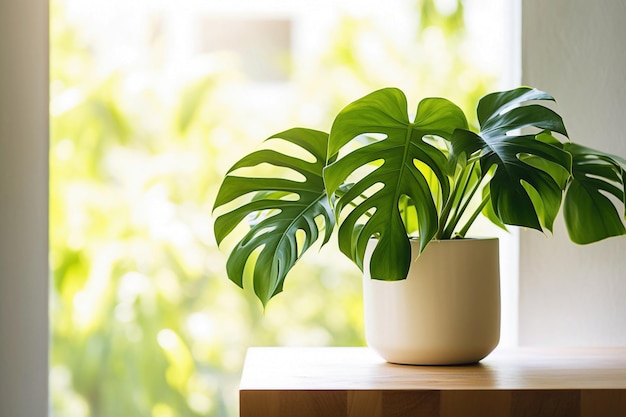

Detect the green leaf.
xmin=324 ymin=88 xmax=468 ymax=280
xmin=477 ymin=87 xmax=556 ymax=128
xmin=481 ymin=186 xmax=508 ymax=232
xmin=453 ymin=87 xmax=572 ymax=232
xmin=212 ymin=128 xmax=335 ymax=306
xmin=563 ymin=143 xmax=626 ymax=244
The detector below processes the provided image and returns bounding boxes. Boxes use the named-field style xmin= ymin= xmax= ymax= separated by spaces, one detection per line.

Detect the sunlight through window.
xmin=50 ymin=1 xmax=514 ymax=415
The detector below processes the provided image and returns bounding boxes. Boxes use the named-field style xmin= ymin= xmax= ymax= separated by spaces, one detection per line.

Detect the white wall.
xmin=520 ymin=0 xmax=626 ymax=345
xmin=0 ymin=0 xmax=49 ymax=415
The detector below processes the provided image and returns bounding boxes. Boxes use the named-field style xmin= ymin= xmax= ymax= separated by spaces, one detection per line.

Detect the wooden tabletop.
xmin=239 ymin=347 xmax=626 ymax=417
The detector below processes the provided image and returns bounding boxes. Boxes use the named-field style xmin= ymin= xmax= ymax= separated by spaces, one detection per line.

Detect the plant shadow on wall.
xmin=213 ymin=87 xmax=626 ymax=363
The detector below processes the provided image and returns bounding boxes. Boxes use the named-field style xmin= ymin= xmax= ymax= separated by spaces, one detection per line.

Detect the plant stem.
xmin=436 ymin=190 xmax=456 ymax=239
xmin=439 ymin=161 xmax=477 ymax=239
xmin=456 ymin=189 xmax=491 ymax=238
xmin=437 ymin=162 xmax=470 ymax=238
xmin=442 ymin=165 xmax=482 ymax=238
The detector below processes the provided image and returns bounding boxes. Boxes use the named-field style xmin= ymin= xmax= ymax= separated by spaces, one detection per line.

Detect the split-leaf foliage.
xmin=213 ymin=87 xmax=626 ymax=306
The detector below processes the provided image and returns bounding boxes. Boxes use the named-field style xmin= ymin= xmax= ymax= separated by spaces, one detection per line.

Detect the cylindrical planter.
xmin=362 ymin=238 xmax=500 ymax=365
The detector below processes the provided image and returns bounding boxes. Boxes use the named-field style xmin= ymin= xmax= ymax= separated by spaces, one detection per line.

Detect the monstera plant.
xmin=213 ymin=87 xmax=626 ymax=306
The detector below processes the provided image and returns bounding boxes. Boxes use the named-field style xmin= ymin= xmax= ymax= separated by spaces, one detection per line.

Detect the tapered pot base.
xmin=362 ymin=238 xmax=501 ymax=365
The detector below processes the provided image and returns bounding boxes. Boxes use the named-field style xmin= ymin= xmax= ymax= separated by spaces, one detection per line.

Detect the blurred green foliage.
xmin=50 ymin=0 xmax=499 ymax=416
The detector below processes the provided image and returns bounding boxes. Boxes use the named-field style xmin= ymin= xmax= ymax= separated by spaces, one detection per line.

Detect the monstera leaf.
xmin=451 ymin=87 xmax=572 ymax=232
xmin=213 ymin=128 xmax=335 ymax=306
xmin=324 ymin=88 xmax=468 ymax=281
xmin=213 ymin=86 xmax=625 ymax=306
xmin=563 ymin=143 xmax=626 ymax=243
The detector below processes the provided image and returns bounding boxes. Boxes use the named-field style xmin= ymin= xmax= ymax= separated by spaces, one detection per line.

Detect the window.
xmin=5 ymin=0 xmax=517 ymax=416
xmin=6 ymin=1 xmax=626 ymax=416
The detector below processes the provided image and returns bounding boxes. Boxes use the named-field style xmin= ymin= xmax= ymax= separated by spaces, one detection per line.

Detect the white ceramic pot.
xmin=362 ymin=238 xmax=500 ymax=365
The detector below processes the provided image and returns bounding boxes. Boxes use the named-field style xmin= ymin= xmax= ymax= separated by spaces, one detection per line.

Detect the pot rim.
xmin=407 ymin=236 xmax=499 ymax=243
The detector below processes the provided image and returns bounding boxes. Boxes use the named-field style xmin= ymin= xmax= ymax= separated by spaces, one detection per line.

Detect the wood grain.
xmin=239 ymin=347 xmax=626 ymax=417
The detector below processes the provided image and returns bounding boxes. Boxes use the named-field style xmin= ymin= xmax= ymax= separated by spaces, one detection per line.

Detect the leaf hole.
xmin=356 ymin=133 xmax=387 ymax=144
xmin=340 ymin=159 xmax=384 ymax=187
xmin=398 ymin=195 xmax=418 ymax=236
xmin=246 ymin=213 xmax=281 ymax=230
xmin=295 ymin=229 xmax=307 ymax=258
xmin=421 ymin=134 xmax=447 ymax=151
xmin=266 ymin=137 xmax=319 ymax=164
xmin=233 ymin=163 xmax=307 ymax=183
xmin=413 ymin=159 xmax=445 ymax=209
xmin=354 ymin=205 xmax=378 ymax=231
xmin=597 ymin=188 xmax=624 ymax=208
xmin=584 ymin=172 xmax=621 ymax=187
xmin=354 ymin=181 xmax=385 ymax=203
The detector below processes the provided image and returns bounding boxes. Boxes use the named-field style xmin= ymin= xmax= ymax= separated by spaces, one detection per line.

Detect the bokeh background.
xmin=49 ymin=0 xmax=509 ymax=415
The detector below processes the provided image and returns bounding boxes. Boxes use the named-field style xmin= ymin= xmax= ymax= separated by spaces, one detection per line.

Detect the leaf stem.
xmin=439 ymin=161 xmax=477 ymax=239
xmin=437 ymin=164 xmax=468 ymax=238
xmin=456 ymin=189 xmax=491 ymax=238
xmin=442 ymin=163 xmax=483 ymax=238
xmin=436 ymin=192 xmax=455 ymax=239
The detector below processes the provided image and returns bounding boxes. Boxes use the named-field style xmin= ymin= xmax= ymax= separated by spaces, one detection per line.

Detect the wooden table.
xmin=239 ymin=347 xmax=626 ymax=417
